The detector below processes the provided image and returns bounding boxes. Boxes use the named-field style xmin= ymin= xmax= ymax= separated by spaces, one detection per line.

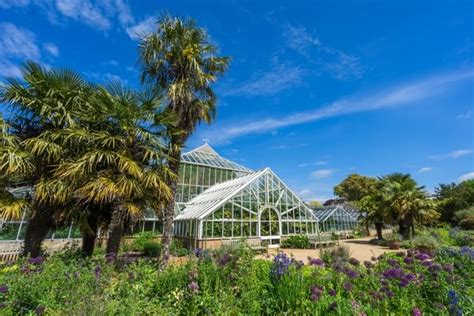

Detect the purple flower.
xmin=105 ymin=253 xmax=116 ymax=264
xmin=0 ymin=285 xmax=8 ymax=294
xmin=194 ymin=248 xmax=202 ymax=257
xmin=429 ymin=263 xmax=442 ymax=272
xmin=405 ymin=273 xmax=416 ymax=281
xmin=188 ymin=281 xmax=199 ymax=294
xmin=349 ymin=257 xmax=360 ymax=266
xmin=386 ymin=290 xmax=395 ymax=298
xmin=421 ymin=261 xmax=433 ymax=268
xmin=343 ymin=282 xmax=353 ymax=292
xmin=27 ymin=256 xmax=44 ymax=265
xmin=309 ymin=258 xmax=324 ymax=266
xmin=363 ymin=260 xmax=373 ymax=268
xmin=35 ymin=306 xmax=45 ymax=315
xmin=94 ymin=266 xmax=102 ymax=279
xmin=443 ymin=264 xmax=454 ymax=273
xmin=396 ymin=251 xmax=405 ymax=257
xmin=332 ymin=263 xmax=344 ymax=272
xmin=387 ymin=258 xmax=399 ymax=266
xmin=271 ymin=253 xmax=292 ymax=277
xmin=404 ymin=257 xmax=414 ymax=264
xmin=218 ymin=253 xmax=232 ymax=266
xmin=382 ymin=268 xmax=403 ymax=279
xmin=345 ymin=269 xmax=358 ymax=279
xmin=412 ymin=307 xmax=422 ymax=316
xmin=329 ymin=302 xmax=337 ymax=311
xmin=415 ymin=253 xmax=430 ymax=261
xmin=310 ymin=285 xmax=323 ymax=302
xmin=328 ymin=288 xmax=336 ymax=296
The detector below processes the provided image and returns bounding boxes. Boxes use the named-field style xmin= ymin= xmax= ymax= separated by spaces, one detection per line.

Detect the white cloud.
xmin=283 ymin=24 xmax=363 ymax=80
xmin=0 ymin=23 xmax=57 ymax=77
xmin=126 ymin=16 xmax=156 ymax=40
xmin=312 ymin=169 xmax=334 ymax=179
xmin=0 ymin=0 xmax=29 ymax=9
xmin=459 ymin=172 xmax=474 ymax=182
xmin=221 ymin=64 xmax=305 ymax=97
xmin=43 ymin=43 xmax=59 ymax=56
xmin=428 ymin=149 xmax=473 ymax=160
xmin=203 ymin=68 xmax=474 ymax=143
xmin=297 ymin=163 xmax=308 ymax=167
xmin=315 ymin=161 xmax=328 ymax=166
xmin=56 ymin=0 xmax=111 ymax=31
xmin=417 ymin=167 xmax=433 ymax=173
xmin=457 ymin=111 xmax=472 ymax=119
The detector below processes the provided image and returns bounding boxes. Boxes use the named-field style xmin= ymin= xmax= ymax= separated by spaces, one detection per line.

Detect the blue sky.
xmin=0 ymin=0 xmax=473 ymax=201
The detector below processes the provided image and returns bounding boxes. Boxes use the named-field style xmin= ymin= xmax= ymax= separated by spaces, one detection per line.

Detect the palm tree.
xmin=0 ymin=62 xmax=97 ymax=257
xmin=35 ymin=83 xmax=173 ymax=255
xmin=382 ymin=173 xmax=439 ymax=238
xmin=357 ymin=187 xmax=388 ymax=240
xmin=138 ymin=16 xmax=229 ymax=265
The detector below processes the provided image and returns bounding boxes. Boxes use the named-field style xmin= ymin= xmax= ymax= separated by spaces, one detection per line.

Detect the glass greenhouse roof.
xmin=312 ymin=205 xmax=359 ymax=222
xmin=176 ymin=168 xmax=318 ymax=222
xmin=181 ymin=143 xmax=252 ymax=173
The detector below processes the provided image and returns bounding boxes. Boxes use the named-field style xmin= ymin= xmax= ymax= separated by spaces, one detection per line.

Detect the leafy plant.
xmin=281 ymin=235 xmax=310 ymax=249
xmin=143 ymin=241 xmax=161 ymax=257
xmin=412 ymin=234 xmax=439 ymax=252
xmin=169 ymin=239 xmax=188 ymax=257
xmin=131 ymin=232 xmax=157 ymax=253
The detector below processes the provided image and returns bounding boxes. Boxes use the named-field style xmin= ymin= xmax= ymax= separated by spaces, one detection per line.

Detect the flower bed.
xmin=0 ymin=244 xmax=472 ymax=315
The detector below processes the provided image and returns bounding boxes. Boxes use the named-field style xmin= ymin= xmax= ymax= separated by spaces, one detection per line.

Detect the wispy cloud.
xmin=221 ymin=64 xmax=305 ymax=97
xmin=283 ymin=24 xmax=363 ymax=80
xmin=459 ymin=171 xmax=474 ymax=182
xmin=428 ymin=149 xmax=473 ymax=160
xmin=315 ymin=161 xmax=328 ymax=166
xmin=126 ymin=16 xmax=156 ymax=40
xmin=417 ymin=167 xmax=433 ymax=173
xmin=297 ymin=163 xmax=309 ymax=167
xmin=2 ymin=0 xmax=134 ymax=32
xmin=204 ymin=68 xmax=474 ymax=143
xmin=457 ymin=111 xmax=472 ymax=119
xmin=43 ymin=43 xmax=59 ymax=56
xmin=0 ymin=23 xmax=58 ymax=77
xmin=312 ymin=169 xmax=334 ymax=179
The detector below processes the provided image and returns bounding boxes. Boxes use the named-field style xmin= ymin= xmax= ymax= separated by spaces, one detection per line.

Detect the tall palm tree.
xmin=35 ymin=83 xmax=174 ymax=255
xmin=138 ymin=16 xmax=229 ymax=265
xmin=0 ymin=62 xmax=97 ymax=257
xmin=382 ymin=173 xmax=439 ymax=238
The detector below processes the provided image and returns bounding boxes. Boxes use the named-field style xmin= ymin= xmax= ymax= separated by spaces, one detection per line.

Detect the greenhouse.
xmin=312 ymin=205 xmax=359 ymax=233
xmin=174 ymin=167 xmax=319 ymax=248
xmin=1 ymin=143 xmax=319 ymax=247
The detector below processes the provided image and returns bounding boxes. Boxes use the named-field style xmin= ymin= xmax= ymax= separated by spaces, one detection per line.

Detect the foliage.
xmin=307 ymin=200 xmax=323 ymax=208
xmin=143 ymin=241 xmax=162 ymax=257
xmin=281 ymin=235 xmax=311 ymax=249
xmin=170 ymin=239 xmax=188 ymax=257
xmin=454 ymin=206 xmax=474 ymax=229
xmin=435 ymin=180 xmax=474 ymax=224
xmin=1 ymin=244 xmax=472 ymax=315
xmin=412 ymin=234 xmax=440 ymax=252
xmin=334 ymin=173 xmax=378 ymax=202
xmin=320 ymin=245 xmax=351 ymax=265
xmin=131 ymin=232 xmax=158 ymax=252
xmin=385 ymin=232 xmax=402 ymax=242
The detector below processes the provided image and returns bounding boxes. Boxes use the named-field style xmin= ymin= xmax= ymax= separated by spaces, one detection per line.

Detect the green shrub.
xmin=320 ymin=245 xmax=351 ymax=264
xmin=384 ymin=232 xmax=402 ymax=242
xmin=413 ymin=234 xmax=439 ymax=251
xmin=143 ymin=241 xmax=161 ymax=257
xmin=131 ymin=232 xmax=156 ymax=252
xmin=280 ymin=235 xmax=310 ymax=249
xmin=400 ymin=240 xmax=413 ymax=249
xmin=170 ymin=239 xmax=188 ymax=257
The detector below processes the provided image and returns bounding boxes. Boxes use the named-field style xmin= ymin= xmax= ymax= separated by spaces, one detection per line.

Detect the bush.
xmin=400 ymin=240 xmax=413 ymax=249
xmin=455 ymin=206 xmax=474 ymax=229
xmin=170 ymin=239 xmax=188 ymax=257
xmin=131 ymin=232 xmax=156 ymax=252
xmin=281 ymin=235 xmax=310 ymax=249
xmin=413 ymin=234 xmax=439 ymax=253
xmin=143 ymin=241 xmax=161 ymax=257
xmin=320 ymin=245 xmax=351 ymax=264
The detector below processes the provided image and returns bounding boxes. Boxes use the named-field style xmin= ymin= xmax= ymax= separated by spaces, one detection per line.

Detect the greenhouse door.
xmin=258 ymin=207 xmax=281 ymax=245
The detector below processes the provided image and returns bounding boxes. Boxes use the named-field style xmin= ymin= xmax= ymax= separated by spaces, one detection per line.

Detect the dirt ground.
xmin=259 ymin=237 xmax=403 ymax=263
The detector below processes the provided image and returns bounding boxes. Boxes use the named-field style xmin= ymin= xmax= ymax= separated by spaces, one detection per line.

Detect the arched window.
xmin=259 ymin=207 xmax=280 ymax=237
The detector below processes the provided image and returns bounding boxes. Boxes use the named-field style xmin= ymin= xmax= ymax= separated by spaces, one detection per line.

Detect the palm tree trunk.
xmin=160 ymin=147 xmax=181 ymax=270
xmin=81 ymin=215 xmax=99 ymax=257
xmin=23 ymin=207 xmax=53 ymax=258
xmin=106 ymin=204 xmax=125 ymax=255
xmin=375 ymin=222 xmax=383 ymax=240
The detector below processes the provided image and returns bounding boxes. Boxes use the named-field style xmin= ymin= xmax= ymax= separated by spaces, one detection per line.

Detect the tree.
xmin=34 ymin=83 xmax=173 ymax=256
xmin=0 ymin=62 xmax=97 ymax=257
xmin=435 ymin=180 xmax=474 ymax=223
xmin=139 ymin=16 xmax=229 ymax=266
xmin=381 ymin=173 xmax=439 ymax=238
xmin=357 ymin=189 xmax=387 ymax=240
xmin=334 ymin=174 xmax=378 ymax=202
xmin=307 ymin=200 xmax=323 ymax=208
